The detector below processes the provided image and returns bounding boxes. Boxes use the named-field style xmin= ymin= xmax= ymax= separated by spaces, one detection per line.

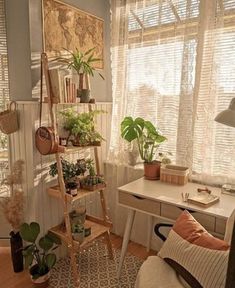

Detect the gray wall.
xmin=5 ymin=0 xmax=32 ymax=101
xmin=6 ymin=0 xmax=112 ymax=102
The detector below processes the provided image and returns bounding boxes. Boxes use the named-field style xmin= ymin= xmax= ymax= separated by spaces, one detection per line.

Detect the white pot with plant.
xmin=121 ymin=117 xmax=167 ymax=180
xmin=56 ymin=48 xmax=104 ymax=103
xmin=20 ymin=222 xmax=61 ymax=287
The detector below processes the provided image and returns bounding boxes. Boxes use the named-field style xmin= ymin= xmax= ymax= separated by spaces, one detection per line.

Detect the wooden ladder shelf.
xmin=41 ymin=53 xmax=113 ymax=287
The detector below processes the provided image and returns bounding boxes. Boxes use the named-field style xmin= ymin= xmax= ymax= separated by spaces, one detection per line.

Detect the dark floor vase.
xmin=10 ymin=231 xmax=24 ymax=273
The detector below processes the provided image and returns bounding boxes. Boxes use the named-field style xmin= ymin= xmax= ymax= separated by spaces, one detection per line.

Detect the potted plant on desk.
xmin=20 ymin=222 xmax=61 ymax=287
xmin=121 ymin=116 xmax=167 ymax=180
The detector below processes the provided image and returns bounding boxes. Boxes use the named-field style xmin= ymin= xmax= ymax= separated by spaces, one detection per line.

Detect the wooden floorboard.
xmin=0 ymin=233 xmax=156 ymax=288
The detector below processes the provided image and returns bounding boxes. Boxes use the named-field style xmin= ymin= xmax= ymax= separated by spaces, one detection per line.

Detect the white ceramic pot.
xmin=30 ymin=266 xmax=50 ymax=287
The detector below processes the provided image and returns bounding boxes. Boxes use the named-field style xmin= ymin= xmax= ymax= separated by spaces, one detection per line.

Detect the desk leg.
xmin=117 ymin=209 xmax=136 ymax=278
xmin=147 ymin=215 xmax=153 ymax=252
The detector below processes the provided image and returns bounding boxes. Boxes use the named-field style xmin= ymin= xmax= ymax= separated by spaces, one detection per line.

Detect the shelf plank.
xmin=49 ymin=217 xmax=110 ymax=250
xmin=47 ymin=185 xmax=105 ymax=203
xmin=60 ymin=145 xmax=100 ymax=154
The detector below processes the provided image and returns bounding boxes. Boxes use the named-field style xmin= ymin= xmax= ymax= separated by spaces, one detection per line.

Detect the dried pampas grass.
xmin=0 ymin=160 xmax=24 ymax=232
xmin=0 ymin=189 xmax=24 ymax=232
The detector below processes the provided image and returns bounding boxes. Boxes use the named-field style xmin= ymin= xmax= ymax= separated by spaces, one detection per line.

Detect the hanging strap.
xmin=39 ymin=52 xmax=56 ymax=131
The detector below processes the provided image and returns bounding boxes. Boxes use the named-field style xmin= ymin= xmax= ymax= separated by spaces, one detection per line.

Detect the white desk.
xmin=117 ymin=177 xmax=235 ymax=277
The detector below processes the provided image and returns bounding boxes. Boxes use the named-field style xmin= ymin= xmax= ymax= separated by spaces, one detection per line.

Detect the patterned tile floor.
xmin=50 ymin=243 xmax=143 ymax=288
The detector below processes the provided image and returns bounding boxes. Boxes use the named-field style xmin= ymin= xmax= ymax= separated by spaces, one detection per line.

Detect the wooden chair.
xmin=135 ymin=220 xmax=235 ymax=288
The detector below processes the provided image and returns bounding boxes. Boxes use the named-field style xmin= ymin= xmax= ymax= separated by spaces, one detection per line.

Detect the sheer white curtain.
xmin=109 ymin=0 xmax=235 ymax=184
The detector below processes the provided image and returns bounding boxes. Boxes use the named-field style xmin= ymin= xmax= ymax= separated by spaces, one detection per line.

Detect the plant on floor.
xmin=20 ymin=222 xmax=61 ymax=283
xmin=121 ymin=117 xmax=167 ymax=179
xmin=59 ymin=109 xmax=104 ymax=146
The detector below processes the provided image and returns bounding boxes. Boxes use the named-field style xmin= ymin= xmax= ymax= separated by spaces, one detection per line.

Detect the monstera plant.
xmin=20 ymin=222 xmax=61 ymax=286
xmin=121 ymin=116 xmax=167 ymax=179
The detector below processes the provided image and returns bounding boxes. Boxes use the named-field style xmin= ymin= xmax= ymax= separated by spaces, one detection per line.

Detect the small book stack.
xmin=49 ymin=68 xmax=79 ymax=103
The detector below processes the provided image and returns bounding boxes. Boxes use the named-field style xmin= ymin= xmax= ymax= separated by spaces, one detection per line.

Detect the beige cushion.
xmin=135 ymin=256 xmax=188 ymax=288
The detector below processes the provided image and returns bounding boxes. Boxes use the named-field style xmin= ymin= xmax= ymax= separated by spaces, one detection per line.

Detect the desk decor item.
xmin=0 ymin=101 xmax=18 ymax=134
xmin=121 ymin=116 xmax=167 ymax=180
xmin=160 ymin=165 xmax=189 ymax=185
xmin=187 ymin=193 xmax=220 ymax=207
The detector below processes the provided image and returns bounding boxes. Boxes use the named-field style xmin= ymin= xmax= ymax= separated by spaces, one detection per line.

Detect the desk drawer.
xmin=215 ymin=218 xmax=226 ymax=235
xmin=161 ymin=203 xmax=215 ymax=232
xmin=119 ymin=191 xmax=160 ymax=215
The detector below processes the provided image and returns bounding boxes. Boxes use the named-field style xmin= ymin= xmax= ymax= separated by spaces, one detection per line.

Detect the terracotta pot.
xmin=144 ymin=161 xmax=161 ymax=180
xmin=30 ymin=265 xmax=50 ymax=287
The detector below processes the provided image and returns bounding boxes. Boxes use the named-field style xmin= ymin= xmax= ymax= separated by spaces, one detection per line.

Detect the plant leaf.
xmin=39 ymin=236 xmax=53 ymax=252
xmin=20 ymin=222 xmax=40 ymax=243
xmin=45 ymin=253 xmax=56 ymax=269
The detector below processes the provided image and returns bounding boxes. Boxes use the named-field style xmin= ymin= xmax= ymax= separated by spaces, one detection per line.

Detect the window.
xmin=0 ymin=0 xmax=10 ymax=194
xmin=110 ymin=0 xmax=235 ymax=183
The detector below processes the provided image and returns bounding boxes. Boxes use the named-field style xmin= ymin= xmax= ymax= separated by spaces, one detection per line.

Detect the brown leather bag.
xmin=35 ymin=53 xmax=64 ymax=155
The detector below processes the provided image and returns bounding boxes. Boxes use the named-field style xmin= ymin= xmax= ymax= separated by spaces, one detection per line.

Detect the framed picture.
xmin=43 ymin=0 xmax=104 ymax=69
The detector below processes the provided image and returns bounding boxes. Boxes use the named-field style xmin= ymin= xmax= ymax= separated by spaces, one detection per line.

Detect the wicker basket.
xmin=0 ymin=101 xmax=18 ymax=134
xmin=160 ymin=164 xmax=189 ymax=185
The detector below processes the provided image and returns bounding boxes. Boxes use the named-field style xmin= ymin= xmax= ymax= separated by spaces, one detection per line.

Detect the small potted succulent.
xmin=71 ymin=223 xmax=85 ymax=243
xmin=59 ymin=109 xmax=104 ymax=146
xmin=121 ymin=116 xmax=167 ymax=180
xmin=20 ymin=222 xmax=61 ymax=287
xmin=56 ymin=47 xmax=104 ymax=103
xmin=80 ymin=159 xmax=106 ymax=190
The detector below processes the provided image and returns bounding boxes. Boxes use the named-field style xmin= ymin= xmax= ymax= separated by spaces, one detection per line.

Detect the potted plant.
xmin=59 ymin=108 xmax=104 ymax=146
xmin=20 ymin=222 xmax=61 ymax=287
xmin=80 ymin=159 xmax=106 ymax=190
xmin=49 ymin=158 xmax=89 ymax=194
xmin=121 ymin=116 xmax=167 ymax=180
xmin=56 ymin=47 xmax=104 ymax=103
xmin=71 ymin=223 xmax=85 ymax=243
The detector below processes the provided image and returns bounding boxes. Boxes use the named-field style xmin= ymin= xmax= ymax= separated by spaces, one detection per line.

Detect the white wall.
xmin=6 ymin=0 xmax=112 ymax=102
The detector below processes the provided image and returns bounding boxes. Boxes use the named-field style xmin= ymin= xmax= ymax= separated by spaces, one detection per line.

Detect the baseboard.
xmin=0 ymin=238 xmax=10 ymax=247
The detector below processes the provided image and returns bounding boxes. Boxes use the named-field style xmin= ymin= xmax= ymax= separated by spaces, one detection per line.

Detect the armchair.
xmin=136 ymin=212 xmax=235 ymax=288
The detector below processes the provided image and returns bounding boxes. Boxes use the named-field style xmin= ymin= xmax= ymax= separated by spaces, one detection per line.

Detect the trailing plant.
xmin=121 ymin=117 xmax=167 ymax=163
xmin=56 ymin=47 xmax=104 ymax=80
xmin=59 ymin=109 xmax=104 ymax=146
xmin=20 ymin=222 xmax=61 ymax=279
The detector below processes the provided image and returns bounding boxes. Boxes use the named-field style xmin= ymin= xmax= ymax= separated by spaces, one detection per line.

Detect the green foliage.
xmin=20 ymin=222 xmax=61 ymax=278
xmin=60 ymin=108 xmax=104 ymax=146
xmin=49 ymin=158 xmax=96 ymax=183
xmin=121 ymin=116 xmax=167 ymax=163
xmin=56 ymin=47 xmax=104 ymax=80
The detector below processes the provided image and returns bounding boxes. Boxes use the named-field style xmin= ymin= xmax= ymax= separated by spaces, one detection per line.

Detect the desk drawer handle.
xmin=133 ymin=195 xmax=145 ymax=200
xmin=179 ymin=207 xmax=195 ymax=214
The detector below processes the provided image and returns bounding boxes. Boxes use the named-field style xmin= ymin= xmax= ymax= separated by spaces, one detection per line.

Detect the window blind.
xmin=0 ymin=0 xmax=9 ymax=190
xmin=110 ymin=0 xmax=235 ymax=183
